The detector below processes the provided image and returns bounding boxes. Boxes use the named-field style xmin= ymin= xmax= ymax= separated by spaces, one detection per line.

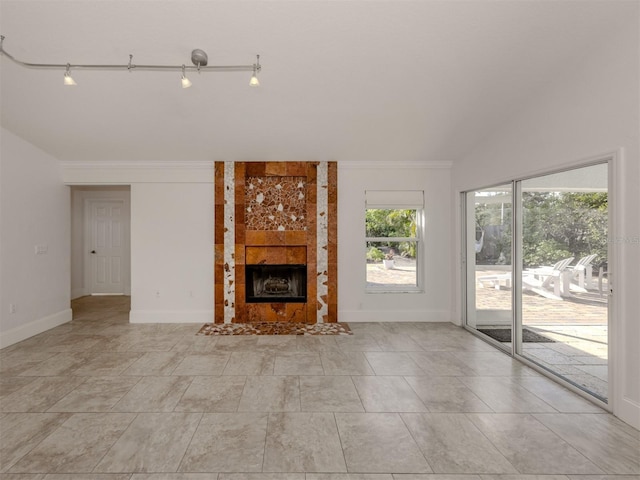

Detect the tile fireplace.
xmin=214 ymin=161 xmax=337 ymax=324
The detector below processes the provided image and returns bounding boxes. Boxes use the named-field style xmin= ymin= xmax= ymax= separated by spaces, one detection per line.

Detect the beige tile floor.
xmin=474 ymin=271 xmax=609 ymax=398
xmin=0 ymin=296 xmax=638 ymax=479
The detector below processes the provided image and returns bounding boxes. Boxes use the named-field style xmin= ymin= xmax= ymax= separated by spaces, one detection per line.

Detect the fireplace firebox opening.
xmin=246 ymin=264 xmax=307 ymax=303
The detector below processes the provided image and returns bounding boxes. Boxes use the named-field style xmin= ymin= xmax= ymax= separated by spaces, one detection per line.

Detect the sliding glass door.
xmin=464 ymin=162 xmax=610 ymax=403
xmin=518 ymin=163 xmax=609 ymax=402
xmin=464 ymin=185 xmax=513 ymax=351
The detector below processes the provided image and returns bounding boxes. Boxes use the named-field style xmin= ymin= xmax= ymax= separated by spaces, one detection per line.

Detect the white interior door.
xmin=88 ymin=199 xmax=125 ymax=294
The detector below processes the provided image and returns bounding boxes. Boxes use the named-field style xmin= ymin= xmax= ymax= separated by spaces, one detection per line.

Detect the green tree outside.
xmin=522 ymin=192 xmax=607 ymax=268
xmin=475 ymin=192 xmax=607 ymax=268
xmin=366 ymin=209 xmax=418 ymax=259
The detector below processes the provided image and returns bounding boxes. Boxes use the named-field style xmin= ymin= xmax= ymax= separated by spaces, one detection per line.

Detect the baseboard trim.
xmin=616 ymin=395 xmax=640 ymax=430
xmin=339 ymin=309 xmax=452 ymax=323
xmin=0 ymin=309 xmax=73 ymax=349
xmin=129 ymin=310 xmax=213 ymax=324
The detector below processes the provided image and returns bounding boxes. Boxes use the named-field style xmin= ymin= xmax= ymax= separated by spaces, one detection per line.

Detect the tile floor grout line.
xmin=89 ymin=410 xmax=140 ymax=474
xmin=261 ymin=410 xmax=271 ymax=473
xmin=397 ymin=409 xmax=435 ymax=474
xmin=1 ymin=411 xmax=74 ymax=473
xmin=530 ymin=412 xmax=612 ymax=474
xmin=346 ymin=374 xmax=366 ymax=413
xmin=171 ymin=374 xmax=196 ymax=411
xmin=174 ymin=410 xmax=205 ymax=475
xmin=462 ymin=411 xmax=523 ymax=474
xmin=532 ymin=411 xmax=637 ymax=474
xmin=402 ymin=374 xmax=433 ymax=414
xmin=513 ymin=377 xmax=575 ymax=414
xmin=331 ymin=411 xmax=349 ymax=473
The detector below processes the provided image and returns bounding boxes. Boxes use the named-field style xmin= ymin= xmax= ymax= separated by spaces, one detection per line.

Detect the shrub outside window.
xmin=365 ymin=208 xmax=422 ymax=292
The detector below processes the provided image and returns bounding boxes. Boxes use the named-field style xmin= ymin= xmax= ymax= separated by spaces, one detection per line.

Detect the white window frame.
xmin=365 ymin=190 xmax=424 ymax=294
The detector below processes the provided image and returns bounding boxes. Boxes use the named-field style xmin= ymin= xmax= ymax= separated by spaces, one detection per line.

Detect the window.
xmin=365 ymin=191 xmax=424 ymax=292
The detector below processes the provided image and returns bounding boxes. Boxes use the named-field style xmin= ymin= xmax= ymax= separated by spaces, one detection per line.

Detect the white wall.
xmin=0 ymin=128 xmax=71 ymax=348
xmin=129 ymin=182 xmax=214 ymax=323
xmin=63 ymin=162 xmax=214 ymax=323
xmin=339 ymin=163 xmax=452 ymax=322
xmin=64 ymin=161 xmax=453 ymax=324
xmin=70 ymin=186 xmax=131 ymax=299
xmin=452 ymin=19 xmax=639 ymax=428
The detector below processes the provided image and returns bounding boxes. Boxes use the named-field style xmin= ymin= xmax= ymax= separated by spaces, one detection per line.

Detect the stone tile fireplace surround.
xmin=214 ymin=161 xmax=337 ymax=324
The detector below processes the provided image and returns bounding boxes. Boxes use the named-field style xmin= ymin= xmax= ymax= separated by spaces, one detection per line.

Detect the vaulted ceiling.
xmin=0 ymin=1 xmax=635 ymax=163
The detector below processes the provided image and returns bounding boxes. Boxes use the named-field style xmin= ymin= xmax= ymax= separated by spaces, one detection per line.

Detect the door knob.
xmin=90 ymin=250 xmax=96 ymax=254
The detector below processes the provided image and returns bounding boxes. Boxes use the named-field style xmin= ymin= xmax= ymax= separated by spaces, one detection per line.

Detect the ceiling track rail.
xmin=0 ymin=35 xmax=261 ymax=74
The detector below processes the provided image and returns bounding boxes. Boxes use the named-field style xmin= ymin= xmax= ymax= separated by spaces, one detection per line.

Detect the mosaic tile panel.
xmin=214 ymin=162 xmax=225 ymax=324
xmin=245 ymin=176 xmax=307 ymax=231
xmin=328 ymin=161 xmax=338 ymax=322
xmin=316 ymin=161 xmax=329 ymax=323
xmin=223 ymin=161 xmax=236 ymax=324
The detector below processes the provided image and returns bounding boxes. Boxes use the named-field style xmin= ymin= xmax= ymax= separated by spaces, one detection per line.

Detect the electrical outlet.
xmin=156 ymin=290 xmax=160 ymax=298
xmin=9 ymin=304 xmax=16 ymax=314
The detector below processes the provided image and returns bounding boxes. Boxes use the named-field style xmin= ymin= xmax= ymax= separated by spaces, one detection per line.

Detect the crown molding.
xmin=338 ymin=160 xmax=453 ymax=169
xmin=61 ymin=160 xmax=215 ymax=184
xmin=60 ymin=159 xmax=453 ymax=184
xmin=60 ymin=160 xmax=215 ymax=169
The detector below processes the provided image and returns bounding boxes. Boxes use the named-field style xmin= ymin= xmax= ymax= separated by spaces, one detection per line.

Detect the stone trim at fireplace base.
xmin=197 ymin=322 xmax=352 ymax=335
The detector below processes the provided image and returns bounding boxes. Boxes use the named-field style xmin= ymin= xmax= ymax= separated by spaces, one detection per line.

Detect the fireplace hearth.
xmin=246 ymin=264 xmax=307 ymax=303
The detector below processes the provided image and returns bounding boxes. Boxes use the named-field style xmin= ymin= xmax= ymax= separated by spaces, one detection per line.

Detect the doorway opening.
xmin=70 ymin=186 xmax=131 ymax=299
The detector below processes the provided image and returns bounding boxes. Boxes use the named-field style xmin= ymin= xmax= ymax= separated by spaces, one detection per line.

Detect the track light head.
xmin=181 ymin=65 xmax=192 ymax=89
xmin=249 ymin=54 xmax=260 ymax=87
xmin=63 ymin=64 xmax=76 ymax=86
xmin=63 ymin=73 xmax=77 ymax=86
xmin=249 ymin=71 xmax=260 ymax=87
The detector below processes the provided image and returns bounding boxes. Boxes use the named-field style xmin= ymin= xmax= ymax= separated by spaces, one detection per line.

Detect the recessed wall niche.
xmin=214 ymin=161 xmax=337 ymax=324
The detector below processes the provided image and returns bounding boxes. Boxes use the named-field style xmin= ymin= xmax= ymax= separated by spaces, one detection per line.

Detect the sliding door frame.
xmin=512 ymin=179 xmax=523 ymax=353
xmin=462 ymin=152 xmax=618 ymax=412
xmin=461 ymin=183 xmax=514 ymax=354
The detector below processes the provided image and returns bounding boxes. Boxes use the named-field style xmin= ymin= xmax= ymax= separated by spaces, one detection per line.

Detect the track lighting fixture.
xmin=63 ymin=63 xmax=77 ymax=86
xmin=181 ymin=65 xmax=192 ymax=89
xmin=249 ymin=54 xmax=260 ymax=87
xmin=0 ymin=35 xmax=262 ymax=89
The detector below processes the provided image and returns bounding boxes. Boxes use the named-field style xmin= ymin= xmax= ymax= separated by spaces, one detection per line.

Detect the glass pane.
xmin=366 ymin=241 xmax=418 ymax=289
xmin=465 ymin=185 xmax=513 ymax=350
xmin=366 ymin=209 xmax=417 ymax=238
xmin=520 ymin=163 xmax=608 ymax=402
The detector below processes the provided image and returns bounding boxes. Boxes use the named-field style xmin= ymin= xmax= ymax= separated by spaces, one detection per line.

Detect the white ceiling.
xmin=0 ymin=1 xmax=635 ymax=163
